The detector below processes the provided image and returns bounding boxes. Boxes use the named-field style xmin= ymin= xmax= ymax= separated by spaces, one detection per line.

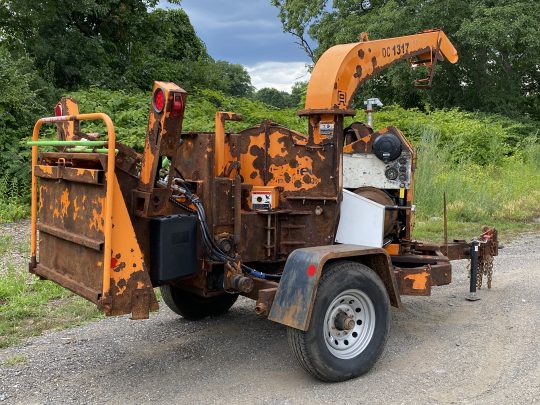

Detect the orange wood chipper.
xmin=28 ymin=29 xmax=498 ymax=381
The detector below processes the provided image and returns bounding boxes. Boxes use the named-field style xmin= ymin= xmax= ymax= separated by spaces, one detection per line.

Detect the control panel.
xmin=343 ymin=150 xmax=412 ymax=190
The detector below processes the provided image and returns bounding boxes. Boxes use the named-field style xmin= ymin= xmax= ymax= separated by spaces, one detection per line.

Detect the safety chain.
xmin=467 ymin=228 xmax=498 ymax=289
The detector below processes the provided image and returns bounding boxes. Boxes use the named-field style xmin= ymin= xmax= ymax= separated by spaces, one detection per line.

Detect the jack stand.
xmin=466 ymin=240 xmax=481 ymax=301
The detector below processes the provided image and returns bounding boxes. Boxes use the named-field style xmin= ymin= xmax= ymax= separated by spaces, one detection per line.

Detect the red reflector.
xmin=153 ymin=88 xmax=165 ymax=113
xmin=171 ymin=94 xmax=183 ymax=117
xmin=307 ymin=264 xmax=317 ymax=277
xmin=55 ymin=104 xmax=63 ymax=116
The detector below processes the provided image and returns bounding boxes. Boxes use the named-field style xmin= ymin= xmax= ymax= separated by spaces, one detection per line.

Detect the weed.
xmin=0 ymin=263 xmax=103 ymax=348
xmin=0 ymin=235 xmax=13 ymax=255
xmin=2 ymin=354 xmax=27 ymax=367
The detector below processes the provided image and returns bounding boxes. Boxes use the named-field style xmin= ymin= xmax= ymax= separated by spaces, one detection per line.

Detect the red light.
xmin=153 ymin=88 xmax=165 ymax=113
xmin=55 ymin=103 xmax=63 ymax=116
xmin=307 ymin=264 xmax=317 ymax=277
xmin=171 ymin=94 xmax=183 ymax=117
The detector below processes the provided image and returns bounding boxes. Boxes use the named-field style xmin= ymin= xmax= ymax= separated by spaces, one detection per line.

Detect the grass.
xmin=0 ymin=201 xmax=30 ymax=223
xmin=2 ymin=354 xmax=27 ymax=367
xmin=0 ymin=235 xmax=13 ymax=255
xmin=410 ymin=128 xmax=540 ymax=241
xmin=0 ymin=263 xmax=103 ymax=349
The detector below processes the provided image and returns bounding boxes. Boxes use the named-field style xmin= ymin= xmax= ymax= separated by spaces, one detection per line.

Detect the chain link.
xmin=467 ymin=243 xmax=495 ymax=289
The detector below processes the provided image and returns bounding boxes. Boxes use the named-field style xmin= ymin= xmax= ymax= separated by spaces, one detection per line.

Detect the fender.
xmin=268 ymin=244 xmax=401 ymax=331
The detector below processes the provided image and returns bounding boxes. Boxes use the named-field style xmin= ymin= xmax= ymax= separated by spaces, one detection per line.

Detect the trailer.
xmin=28 ymin=29 xmax=498 ymax=381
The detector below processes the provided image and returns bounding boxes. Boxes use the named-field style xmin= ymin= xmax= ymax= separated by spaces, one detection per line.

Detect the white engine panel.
xmin=335 ymin=190 xmax=385 ymax=247
xmin=343 ymin=152 xmax=411 ymax=190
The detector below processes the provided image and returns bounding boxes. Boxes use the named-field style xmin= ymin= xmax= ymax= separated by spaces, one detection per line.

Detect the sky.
xmin=157 ymin=0 xmax=312 ymax=92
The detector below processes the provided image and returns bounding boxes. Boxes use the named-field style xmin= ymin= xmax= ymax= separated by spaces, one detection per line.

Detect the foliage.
xmin=65 ymin=87 xmax=306 ymax=150
xmin=254 ymin=81 xmax=307 ymax=109
xmin=0 ymin=1 xmax=253 ymax=96
xmin=363 ymin=105 xmax=540 ymax=239
xmin=363 ymin=105 xmax=539 ymax=166
xmin=255 ymin=88 xmax=296 ymax=108
xmin=0 ymin=263 xmax=102 ymax=348
xmin=412 ymin=130 xmax=540 ymax=241
xmin=272 ymin=0 xmax=540 ymax=119
xmin=0 ymin=44 xmax=56 ymax=200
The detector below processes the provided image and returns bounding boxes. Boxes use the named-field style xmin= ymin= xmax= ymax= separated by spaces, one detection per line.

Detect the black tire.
xmin=287 ymin=260 xmax=390 ymax=382
xmin=160 ymin=285 xmax=238 ymax=320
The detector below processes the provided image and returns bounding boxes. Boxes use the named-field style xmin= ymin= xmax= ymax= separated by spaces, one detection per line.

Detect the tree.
xmin=209 ymin=61 xmax=254 ymax=97
xmin=0 ymin=44 xmax=56 ymax=182
xmin=272 ymin=0 xmax=540 ymax=118
xmin=255 ymin=88 xmax=295 ymax=108
xmin=0 ymin=0 xmax=183 ymax=89
xmin=290 ymin=81 xmax=308 ymax=108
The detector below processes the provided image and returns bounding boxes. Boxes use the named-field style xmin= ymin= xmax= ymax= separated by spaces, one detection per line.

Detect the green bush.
xmin=2 ymin=88 xmax=539 ymax=242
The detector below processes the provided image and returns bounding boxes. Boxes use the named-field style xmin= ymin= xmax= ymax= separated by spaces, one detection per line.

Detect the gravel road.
xmin=1 ymin=232 xmax=539 ymax=404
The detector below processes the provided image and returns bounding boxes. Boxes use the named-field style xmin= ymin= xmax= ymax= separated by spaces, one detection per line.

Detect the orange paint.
xmin=304 ymin=30 xmax=458 ymax=111
xmin=60 ymin=188 xmax=70 ymax=217
xmin=404 ymin=271 xmax=429 ymax=290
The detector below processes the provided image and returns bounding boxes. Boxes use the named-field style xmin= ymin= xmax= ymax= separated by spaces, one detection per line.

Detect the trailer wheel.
xmin=160 ymin=285 xmax=238 ymax=320
xmin=287 ymin=260 xmax=390 ymax=382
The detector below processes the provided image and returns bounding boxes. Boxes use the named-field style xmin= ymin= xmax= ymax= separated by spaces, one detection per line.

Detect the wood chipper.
xmin=28 ymin=29 xmax=498 ymax=381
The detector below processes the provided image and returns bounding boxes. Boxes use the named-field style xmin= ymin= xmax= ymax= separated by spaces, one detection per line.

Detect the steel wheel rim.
xmin=323 ymin=288 xmax=376 ymax=360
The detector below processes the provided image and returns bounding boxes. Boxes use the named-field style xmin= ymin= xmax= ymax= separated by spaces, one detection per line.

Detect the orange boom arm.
xmin=303 ymin=29 xmax=458 ymax=112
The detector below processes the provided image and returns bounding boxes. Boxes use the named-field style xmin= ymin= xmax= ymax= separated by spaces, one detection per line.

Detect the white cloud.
xmin=245 ymin=62 xmax=311 ymax=92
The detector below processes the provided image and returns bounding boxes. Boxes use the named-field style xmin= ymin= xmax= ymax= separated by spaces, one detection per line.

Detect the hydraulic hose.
xmin=171 ymin=180 xmax=281 ymax=280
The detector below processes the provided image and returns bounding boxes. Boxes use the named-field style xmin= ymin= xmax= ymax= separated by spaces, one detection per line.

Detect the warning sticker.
xmin=252 ymin=191 xmax=272 ymax=210
xmin=319 ymin=122 xmax=335 ymax=136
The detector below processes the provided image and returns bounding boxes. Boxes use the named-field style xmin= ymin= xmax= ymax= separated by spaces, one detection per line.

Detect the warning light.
xmin=307 ymin=264 xmax=317 ymax=277
xmin=171 ymin=94 xmax=183 ymax=117
xmin=55 ymin=103 xmax=63 ymax=117
xmin=153 ymin=88 xmax=165 ymax=113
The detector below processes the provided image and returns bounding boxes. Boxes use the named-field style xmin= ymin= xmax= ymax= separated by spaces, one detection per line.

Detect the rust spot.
xmin=284 ymin=172 xmax=291 ymax=183
xmin=113 ymin=261 xmax=126 ymax=273
xmin=358 ymin=49 xmax=365 ymax=59
xmin=372 ymin=57 xmax=378 ymax=68
xmin=354 ymin=65 xmax=362 ymax=78
xmin=294 ymin=180 xmax=301 ymax=188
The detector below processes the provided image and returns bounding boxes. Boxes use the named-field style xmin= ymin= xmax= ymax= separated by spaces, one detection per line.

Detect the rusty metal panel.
xmin=106 ymin=177 xmax=158 ymax=317
xmin=36 ymin=176 xmax=106 ymax=303
xmin=213 ymin=177 xmax=234 ymax=226
xmin=37 ymin=235 xmax=103 ymax=303
xmin=39 ymin=177 xmax=106 ymax=244
xmin=37 ymin=222 xmax=103 ymax=251
xmin=34 ymin=165 xmax=60 ymax=179
xmin=62 ymin=167 xmax=103 ymax=185
xmin=35 ymin=165 xmax=103 ymax=185
xmin=396 ymin=266 xmax=432 ymax=296
xmin=35 ymin=166 xmax=158 ymax=318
